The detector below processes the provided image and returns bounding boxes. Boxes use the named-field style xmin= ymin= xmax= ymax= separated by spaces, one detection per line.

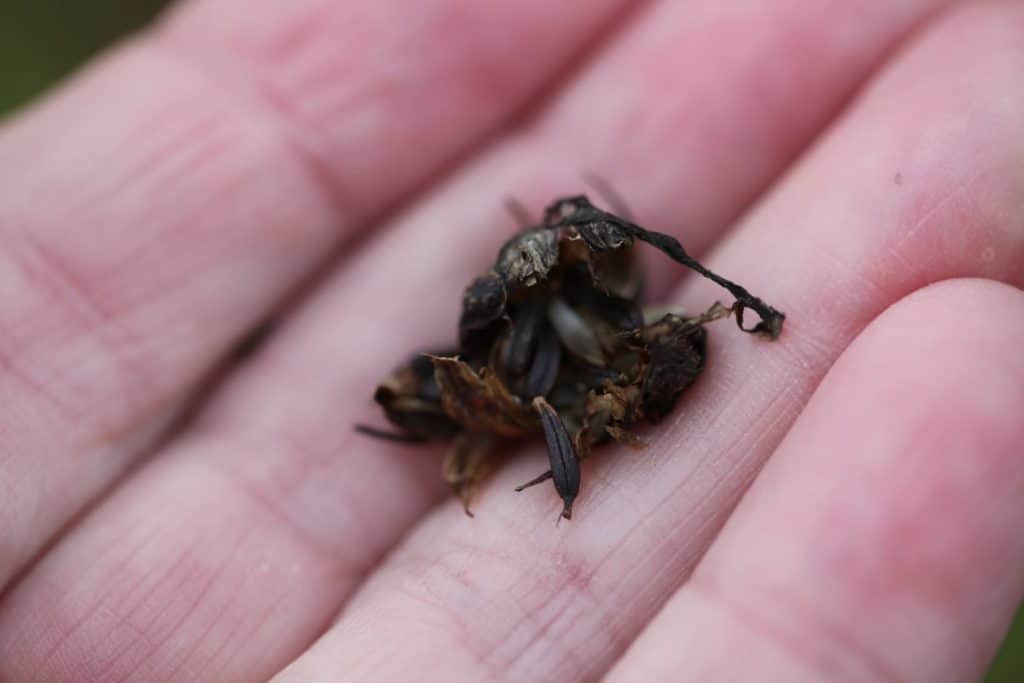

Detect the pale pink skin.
xmin=1 ymin=1 xmax=1024 ymax=681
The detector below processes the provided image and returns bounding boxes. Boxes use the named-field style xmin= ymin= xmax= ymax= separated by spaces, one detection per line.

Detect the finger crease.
xmin=144 ymin=28 xmax=355 ymax=231
xmin=3 ymin=228 xmax=160 ymax=430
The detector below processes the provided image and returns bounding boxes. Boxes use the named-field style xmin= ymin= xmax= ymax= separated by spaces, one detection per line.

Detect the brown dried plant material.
xmin=356 ymin=194 xmax=784 ymax=521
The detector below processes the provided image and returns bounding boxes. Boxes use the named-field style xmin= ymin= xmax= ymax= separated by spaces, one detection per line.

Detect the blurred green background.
xmin=0 ymin=2 xmax=167 ymax=113
xmin=0 ymin=2 xmax=1022 ymax=680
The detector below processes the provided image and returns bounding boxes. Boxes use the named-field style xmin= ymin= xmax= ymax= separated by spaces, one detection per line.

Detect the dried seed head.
xmin=358 ymin=193 xmax=785 ymax=521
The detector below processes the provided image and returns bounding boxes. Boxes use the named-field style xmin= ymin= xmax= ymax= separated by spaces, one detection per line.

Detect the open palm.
xmin=2 ymin=1 xmax=1024 ymax=681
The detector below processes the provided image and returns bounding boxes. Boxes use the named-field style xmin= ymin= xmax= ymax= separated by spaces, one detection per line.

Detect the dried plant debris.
xmin=356 ymin=194 xmax=784 ymax=521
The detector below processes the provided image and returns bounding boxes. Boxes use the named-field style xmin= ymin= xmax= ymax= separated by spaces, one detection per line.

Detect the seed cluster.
xmin=357 ymin=195 xmax=784 ymax=521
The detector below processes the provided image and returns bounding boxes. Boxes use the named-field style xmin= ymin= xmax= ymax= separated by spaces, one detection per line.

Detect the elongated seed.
xmin=532 ymin=396 xmax=580 ymax=520
xmin=548 ymin=296 xmax=605 ymax=366
xmin=505 ymin=297 xmax=546 ymax=376
xmin=524 ymin=324 xmax=561 ymax=398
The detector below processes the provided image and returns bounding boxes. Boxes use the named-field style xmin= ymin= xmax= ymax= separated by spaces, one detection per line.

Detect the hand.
xmin=2 ymin=1 xmax=1023 ymax=681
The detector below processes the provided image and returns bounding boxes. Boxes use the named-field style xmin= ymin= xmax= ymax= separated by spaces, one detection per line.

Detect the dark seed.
xmin=504 ymin=297 xmax=547 ymax=376
xmin=524 ymin=323 xmax=562 ymax=399
xmin=532 ymin=396 xmax=580 ymax=521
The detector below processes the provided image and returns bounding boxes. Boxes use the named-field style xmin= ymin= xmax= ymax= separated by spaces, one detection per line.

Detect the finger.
xmin=0 ymin=0 xmax=955 ymax=680
xmin=607 ymin=279 xmax=1024 ymax=683
xmin=0 ymin=0 xmax=630 ymax=589
xmin=272 ymin=4 xmax=1024 ymax=681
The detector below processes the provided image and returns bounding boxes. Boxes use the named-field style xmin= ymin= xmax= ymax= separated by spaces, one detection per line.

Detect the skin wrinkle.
xmin=598 ymin=470 xmax=739 ymax=648
xmin=643 ymin=348 xmax=806 ymax=528
xmin=0 ymin=349 xmax=68 ymax=457
xmin=10 ymin=459 xmax=321 ymax=681
xmin=4 ymin=69 xmax=223 ymax=216
xmin=98 ymin=553 xmax=196 ymax=682
xmin=154 ymin=593 xmax=231 ymax=683
xmin=83 ymin=101 xmax=228 ymax=212
xmin=56 ymin=532 xmax=224 ymax=681
xmin=0 ymin=241 xmax=110 ymax=425
xmin=409 ymin=515 xmax=657 ymax=682
xmin=387 ymin=558 xmax=507 ymax=681
xmin=486 ymin=554 xmax=602 ymax=680
xmin=601 ymin=555 xmax=689 ymax=681
xmin=168 ymin=555 xmax=277 ymax=683
xmin=64 ymin=103 xmax=246 ymax=243
xmin=163 ymin=592 xmax=231 ymax=683
xmin=0 ymin=408 xmax=182 ymax=607
xmin=144 ymin=30 xmax=355 ymax=227
xmin=149 ymin=513 xmax=309 ymax=681
xmin=110 ymin=533 xmax=248 ymax=683
xmin=134 ymin=544 xmax=230 ymax=663
xmin=7 ymin=229 xmax=160 ymax=436
xmin=491 ymin=584 xmax=589 ymax=680
xmin=369 ymin=533 xmax=603 ymax=681
xmin=30 ymin=524 xmax=166 ymax=669
xmin=3 ymin=53 xmax=316 ymax=281
xmin=198 ymin=591 xmax=291 ymax=683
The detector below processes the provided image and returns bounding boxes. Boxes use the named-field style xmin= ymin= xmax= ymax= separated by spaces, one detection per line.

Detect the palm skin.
xmin=2 ymin=1 xmax=1024 ymax=682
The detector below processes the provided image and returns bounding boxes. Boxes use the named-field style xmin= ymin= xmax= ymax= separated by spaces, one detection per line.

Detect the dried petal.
xmin=443 ymin=432 xmax=496 ymax=517
xmin=432 ymin=355 xmax=535 ymax=437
